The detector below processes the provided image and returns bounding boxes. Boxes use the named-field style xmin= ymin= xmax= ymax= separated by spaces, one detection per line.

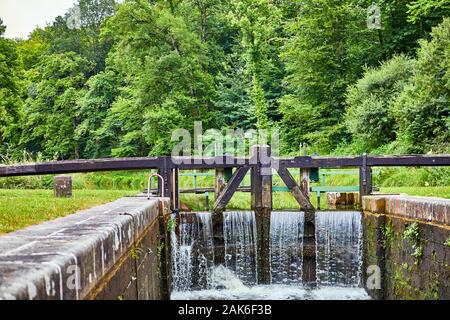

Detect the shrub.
xmin=391 ymin=18 xmax=450 ymax=153
xmin=345 ymin=55 xmax=414 ymax=150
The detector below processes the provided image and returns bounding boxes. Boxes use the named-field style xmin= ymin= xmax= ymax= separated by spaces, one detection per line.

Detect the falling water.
xmin=171 ymin=212 xmax=215 ymax=291
xmin=223 ymin=211 xmax=258 ymax=286
xmin=315 ymin=211 xmax=363 ymax=287
xmin=171 ymin=210 xmax=370 ymax=300
xmin=270 ymin=211 xmax=305 ymax=285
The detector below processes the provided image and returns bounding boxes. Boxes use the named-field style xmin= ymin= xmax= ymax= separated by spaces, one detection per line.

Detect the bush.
xmin=391 ymin=18 xmax=450 ymax=154
xmin=378 ymin=167 xmax=450 ymax=187
xmin=344 ymin=55 xmax=413 ymax=150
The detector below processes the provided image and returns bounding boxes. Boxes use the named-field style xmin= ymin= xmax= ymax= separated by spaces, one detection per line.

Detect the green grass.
xmin=181 ymin=191 xmax=328 ymax=212
xmin=380 ymin=187 xmax=450 ymax=199
xmin=181 ymin=187 xmax=450 ymax=211
xmin=1 ymin=186 xmax=448 ymax=234
xmin=0 ymin=189 xmax=134 ymax=234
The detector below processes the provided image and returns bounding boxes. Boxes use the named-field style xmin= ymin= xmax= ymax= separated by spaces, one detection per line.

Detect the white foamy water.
xmin=316 ymin=211 xmax=363 ymax=287
xmin=171 ymin=213 xmax=215 ymax=291
xmin=171 ymin=266 xmax=370 ymax=300
xmin=224 ymin=211 xmax=258 ymax=286
xmin=270 ymin=211 xmax=305 ymax=285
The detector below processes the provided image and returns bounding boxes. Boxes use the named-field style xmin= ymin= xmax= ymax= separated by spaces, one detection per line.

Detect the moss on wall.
xmin=364 ymin=212 xmax=450 ymax=300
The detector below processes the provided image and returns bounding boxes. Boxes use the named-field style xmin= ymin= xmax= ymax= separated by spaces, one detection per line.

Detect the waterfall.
xmin=171 ymin=212 xmax=214 ymax=292
xmin=270 ymin=211 xmax=305 ymax=285
xmin=315 ymin=211 xmax=363 ymax=287
xmin=223 ymin=211 xmax=258 ymax=286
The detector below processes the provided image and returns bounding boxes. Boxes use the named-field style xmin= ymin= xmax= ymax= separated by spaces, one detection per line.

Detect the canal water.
xmin=170 ymin=211 xmax=370 ymax=300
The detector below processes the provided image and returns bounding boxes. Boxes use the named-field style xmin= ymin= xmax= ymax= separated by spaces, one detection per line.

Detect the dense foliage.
xmin=0 ymin=0 xmax=448 ymax=160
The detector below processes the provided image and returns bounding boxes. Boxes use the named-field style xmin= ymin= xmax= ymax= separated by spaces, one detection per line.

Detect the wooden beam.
xmin=250 ymin=145 xmax=272 ymax=284
xmin=213 ymin=166 xmax=250 ymax=212
xmin=277 ymin=166 xmax=314 ymax=211
xmin=1 ymin=155 xmax=449 ymax=177
xmin=158 ymin=158 xmax=171 ymax=204
xmin=0 ymin=157 xmax=165 ymax=177
xmin=359 ymin=155 xmax=373 ymax=206
xmin=300 ymin=168 xmax=311 ymax=199
xmin=280 ymin=155 xmax=450 ymax=168
xmin=215 ymin=169 xmax=226 ymax=200
xmin=367 ymin=155 xmax=450 ymax=167
xmin=171 ymin=168 xmax=180 ymax=211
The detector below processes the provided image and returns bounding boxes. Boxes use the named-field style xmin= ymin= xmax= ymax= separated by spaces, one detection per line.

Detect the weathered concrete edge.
xmin=362 ymin=195 xmax=450 ymax=226
xmin=0 ymin=196 xmax=169 ymax=300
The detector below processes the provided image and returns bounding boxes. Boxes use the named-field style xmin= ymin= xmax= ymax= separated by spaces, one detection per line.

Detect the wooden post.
xmin=251 ymin=145 xmax=272 ymax=284
xmin=359 ymin=154 xmax=373 ymax=207
xmin=213 ymin=168 xmax=227 ymax=265
xmin=302 ymin=211 xmax=317 ymax=284
xmin=300 ymin=169 xmax=311 ymax=199
xmin=170 ymin=168 xmax=180 ymax=211
xmin=301 ymin=168 xmax=316 ymax=284
xmin=54 ymin=176 xmax=72 ymax=198
xmin=213 ymin=168 xmax=226 ymax=265
xmin=215 ymin=168 xmax=226 ymax=200
xmin=158 ymin=159 xmax=171 ymax=206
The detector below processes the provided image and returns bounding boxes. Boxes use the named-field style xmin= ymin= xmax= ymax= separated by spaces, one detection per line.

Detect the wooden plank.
xmin=1 ymin=155 xmax=449 ymax=177
xmin=0 ymin=158 xmax=165 ymax=177
xmin=367 ymin=155 xmax=450 ymax=167
xmin=279 ymin=156 xmax=363 ymax=168
xmin=279 ymin=155 xmax=450 ymax=168
xmin=277 ymin=167 xmax=314 ymax=211
xmin=213 ymin=166 xmax=250 ymax=212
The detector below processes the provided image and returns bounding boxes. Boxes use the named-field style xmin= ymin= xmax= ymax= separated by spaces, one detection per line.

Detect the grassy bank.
xmin=379 ymin=187 xmax=450 ymax=199
xmin=1 ymin=167 xmax=448 ymax=190
xmin=0 ymin=186 xmax=448 ymax=234
xmin=0 ymin=189 xmax=133 ymax=234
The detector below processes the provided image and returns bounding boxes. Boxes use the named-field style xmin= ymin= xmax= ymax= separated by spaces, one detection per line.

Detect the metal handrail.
xmin=147 ymin=173 xmax=165 ymax=200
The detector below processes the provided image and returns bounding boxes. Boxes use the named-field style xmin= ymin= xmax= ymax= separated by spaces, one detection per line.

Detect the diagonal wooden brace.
xmin=213 ymin=166 xmax=250 ymax=212
xmin=277 ymin=166 xmax=315 ymax=211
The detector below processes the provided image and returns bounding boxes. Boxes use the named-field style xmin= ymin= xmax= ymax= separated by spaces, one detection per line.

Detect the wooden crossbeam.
xmin=213 ymin=166 xmax=250 ymax=212
xmin=277 ymin=166 xmax=314 ymax=211
xmin=1 ymin=155 xmax=450 ymax=177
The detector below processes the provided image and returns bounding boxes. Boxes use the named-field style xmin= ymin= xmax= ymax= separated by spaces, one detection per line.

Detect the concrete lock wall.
xmin=0 ymin=196 xmax=170 ymax=300
xmin=362 ymin=195 xmax=450 ymax=300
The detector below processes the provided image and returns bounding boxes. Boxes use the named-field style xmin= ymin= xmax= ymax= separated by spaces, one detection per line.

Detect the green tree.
xmin=21 ymin=52 xmax=93 ymax=159
xmin=0 ymin=19 xmax=22 ymax=156
xmin=99 ymin=0 xmax=218 ymax=156
xmin=391 ymin=18 xmax=450 ymax=153
xmin=344 ymin=55 xmax=414 ymax=151
xmin=75 ymin=70 xmax=120 ymax=158
xmin=280 ymin=0 xmax=378 ymax=154
xmin=229 ymin=0 xmax=282 ymax=129
xmin=407 ymin=0 xmax=450 ymax=25
xmin=43 ymin=0 xmax=116 ymax=73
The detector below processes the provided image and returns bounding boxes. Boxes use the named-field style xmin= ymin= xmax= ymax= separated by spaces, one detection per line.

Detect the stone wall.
xmin=0 ymin=196 xmax=169 ymax=300
xmin=362 ymin=195 xmax=450 ymax=300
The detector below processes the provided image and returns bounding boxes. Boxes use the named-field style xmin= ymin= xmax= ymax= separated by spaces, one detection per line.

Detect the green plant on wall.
xmin=157 ymin=240 xmax=165 ymax=279
xmin=130 ymin=247 xmax=146 ymax=260
xmin=403 ymin=222 xmax=423 ymax=263
xmin=382 ymin=220 xmax=394 ymax=250
xmin=445 ymin=237 xmax=450 ymax=247
xmin=166 ymin=217 xmax=177 ymax=233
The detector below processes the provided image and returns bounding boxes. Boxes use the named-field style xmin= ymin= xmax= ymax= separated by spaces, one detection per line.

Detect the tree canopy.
xmin=0 ymin=0 xmax=448 ymax=160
